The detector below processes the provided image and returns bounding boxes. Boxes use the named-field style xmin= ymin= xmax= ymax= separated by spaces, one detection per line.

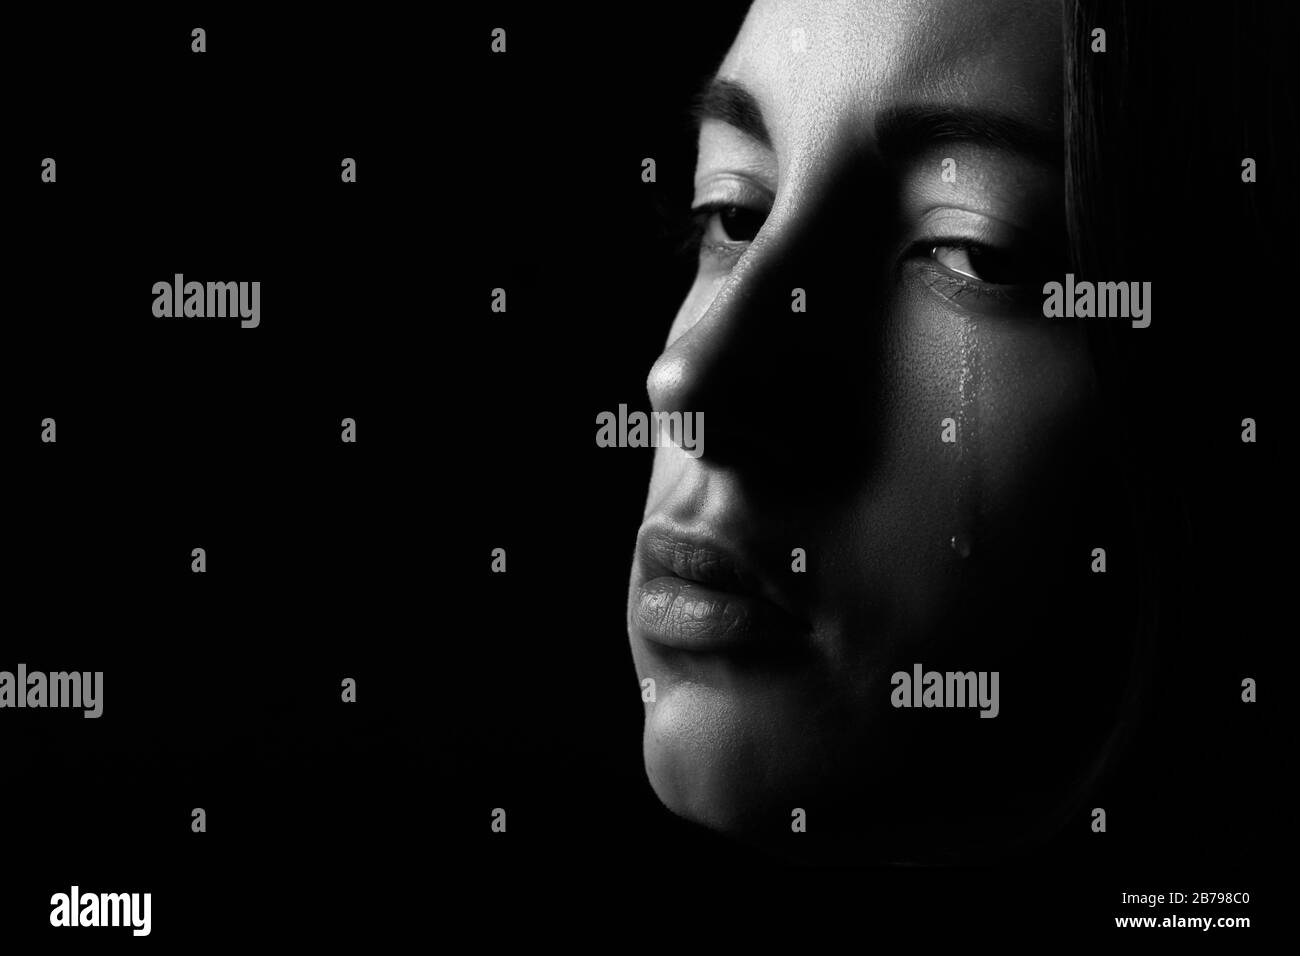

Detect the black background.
xmin=3 ymin=2 xmax=1280 ymax=944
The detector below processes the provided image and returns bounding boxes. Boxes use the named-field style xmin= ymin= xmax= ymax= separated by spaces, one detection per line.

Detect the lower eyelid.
xmin=699 ymin=236 xmax=747 ymax=270
xmin=918 ymin=263 xmax=981 ymax=298
xmin=910 ymin=258 xmax=1024 ymax=309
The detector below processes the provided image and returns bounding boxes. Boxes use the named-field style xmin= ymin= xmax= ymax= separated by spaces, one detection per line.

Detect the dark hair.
xmin=1059 ymin=0 xmax=1283 ymax=863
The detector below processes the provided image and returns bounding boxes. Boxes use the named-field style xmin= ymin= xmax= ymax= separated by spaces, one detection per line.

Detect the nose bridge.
xmin=647 ymin=70 xmax=878 ymax=402
xmin=645 ymin=146 xmax=879 ymax=470
xmin=646 ymin=193 xmax=806 ymax=415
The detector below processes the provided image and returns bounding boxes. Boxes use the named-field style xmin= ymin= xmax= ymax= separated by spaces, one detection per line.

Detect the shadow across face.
xmin=626 ymin=0 xmax=1141 ymax=864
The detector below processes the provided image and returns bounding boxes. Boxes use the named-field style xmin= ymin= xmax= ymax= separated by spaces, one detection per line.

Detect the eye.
xmin=694 ymin=203 xmax=767 ymax=244
xmin=930 ymin=243 xmax=1027 ymax=285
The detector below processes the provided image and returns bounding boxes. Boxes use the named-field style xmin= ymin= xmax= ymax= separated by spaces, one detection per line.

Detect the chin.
xmin=640 ymin=681 xmax=832 ymax=844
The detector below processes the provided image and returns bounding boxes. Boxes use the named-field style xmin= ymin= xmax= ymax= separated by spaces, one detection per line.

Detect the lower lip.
xmin=633 ymin=576 xmax=791 ymax=652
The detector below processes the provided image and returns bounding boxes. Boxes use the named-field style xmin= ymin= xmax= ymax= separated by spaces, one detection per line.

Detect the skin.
xmin=627 ymin=0 xmax=1135 ymax=863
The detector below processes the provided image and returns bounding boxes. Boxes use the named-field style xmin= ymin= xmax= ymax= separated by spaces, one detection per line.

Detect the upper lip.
xmin=635 ymin=520 xmax=800 ymax=622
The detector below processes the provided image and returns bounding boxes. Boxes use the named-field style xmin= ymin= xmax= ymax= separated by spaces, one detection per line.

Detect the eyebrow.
xmin=874 ymin=104 xmax=1062 ymax=166
xmin=692 ymin=76 xmax=772 ymax=148
xmin=692 ymin=76 xmax=1060 ymax=168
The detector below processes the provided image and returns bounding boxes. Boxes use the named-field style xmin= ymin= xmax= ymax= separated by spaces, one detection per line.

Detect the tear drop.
xmin=951 ymin=532 xmax=973 ymax=559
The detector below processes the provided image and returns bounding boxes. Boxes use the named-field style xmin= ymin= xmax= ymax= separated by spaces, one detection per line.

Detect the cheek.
xmin=815 ymin=301 xmax=1097 ymax=645
xmin=876 ymin=289 xmax=1097 ymax=547
xmin=973 ymin=321 xmax=1098 ymax=536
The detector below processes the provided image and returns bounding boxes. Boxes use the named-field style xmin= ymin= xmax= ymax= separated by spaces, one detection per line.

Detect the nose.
xmin=646 ymin=174 xmax=888 ymax=479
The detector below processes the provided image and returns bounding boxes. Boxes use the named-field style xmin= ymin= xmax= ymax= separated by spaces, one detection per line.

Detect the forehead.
xmin=719 ymin=0 xmax=1063 ymax=156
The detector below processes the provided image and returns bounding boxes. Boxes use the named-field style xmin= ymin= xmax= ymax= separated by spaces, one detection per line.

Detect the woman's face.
xmin=628 ymin=0 xmax=1112 ymax=857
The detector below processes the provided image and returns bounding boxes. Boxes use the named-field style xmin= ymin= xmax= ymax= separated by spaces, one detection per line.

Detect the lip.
xmin=632 ymin=522 xmax=800 ymax=653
